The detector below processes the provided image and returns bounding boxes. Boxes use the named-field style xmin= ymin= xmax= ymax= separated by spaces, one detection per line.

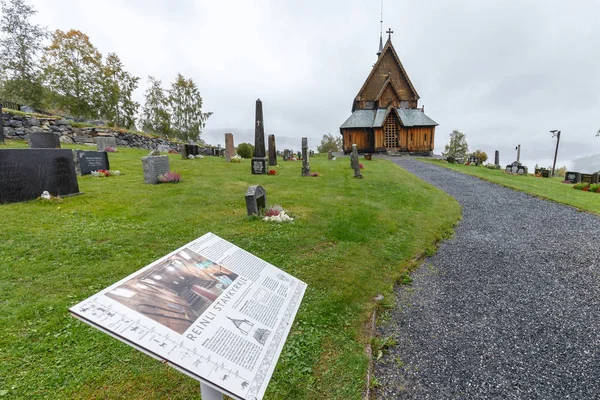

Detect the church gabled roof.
xmin=354 ymin=38 xmax=420 ymax=104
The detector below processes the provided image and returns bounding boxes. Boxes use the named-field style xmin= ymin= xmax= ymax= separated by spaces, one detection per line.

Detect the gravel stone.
xmin=375 ymin=157 xmax=600 ymax=400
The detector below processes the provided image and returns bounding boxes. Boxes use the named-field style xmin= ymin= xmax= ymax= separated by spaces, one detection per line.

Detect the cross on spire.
xmin=386 ymin=28 xmax=394 ymax=40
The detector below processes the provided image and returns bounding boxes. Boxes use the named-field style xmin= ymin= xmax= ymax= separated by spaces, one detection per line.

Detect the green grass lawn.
xmin=0 ymin=141 xmax=460 ymax=399
xmin=419 ymin=158 xmax=600 ymax=215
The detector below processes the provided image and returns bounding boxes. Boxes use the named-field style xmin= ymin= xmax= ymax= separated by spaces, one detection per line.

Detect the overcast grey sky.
xmin=26 ymin=0 xmax=600 ymax=171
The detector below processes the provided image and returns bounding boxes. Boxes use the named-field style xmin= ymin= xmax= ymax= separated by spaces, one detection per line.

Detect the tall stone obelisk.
xmin=251 ymin=99 xmax=267 ymax=174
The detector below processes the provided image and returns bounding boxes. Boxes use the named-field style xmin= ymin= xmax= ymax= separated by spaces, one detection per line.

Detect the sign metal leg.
xmin=200 ymin=382 xmax=223 ymax=400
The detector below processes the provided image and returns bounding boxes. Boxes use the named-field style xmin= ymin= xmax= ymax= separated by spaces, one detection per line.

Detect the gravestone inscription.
xmin=0 ymin=149 xmax=80 ymax=203
xmin=28 ymin=131 xmax=61 ymax=149
xmin=245 ymin=185 xmax=266 ymax=216
xmin=142 ymin=155 xmax=170 ymax=184
xmin=97 ymin=137 xmax=117 ymax=151
xmin=76 ymin=150 xmax=110 ymax=175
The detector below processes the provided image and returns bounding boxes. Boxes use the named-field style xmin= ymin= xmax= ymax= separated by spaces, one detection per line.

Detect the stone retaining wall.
xmin=1 ymin=112 xmax=181 ymax=150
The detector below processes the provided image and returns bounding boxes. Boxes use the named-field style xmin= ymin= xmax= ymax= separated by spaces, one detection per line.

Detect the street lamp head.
xmin=550 ymin=130 xmax=558 ymax=134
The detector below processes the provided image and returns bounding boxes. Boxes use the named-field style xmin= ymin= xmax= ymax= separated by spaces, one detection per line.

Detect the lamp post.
xmin=550 ymin=130 xmax=561 ymax=177
xmin=515 ymin=144 xmax=521 ymax=163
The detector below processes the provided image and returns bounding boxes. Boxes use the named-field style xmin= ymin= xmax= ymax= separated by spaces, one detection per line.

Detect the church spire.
xmin=377 ymin=0 xmax=383 ymax=56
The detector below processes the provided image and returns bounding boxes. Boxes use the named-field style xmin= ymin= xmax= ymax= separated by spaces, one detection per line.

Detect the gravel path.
xmin=374 ymin=157 xmax=600 ymax=399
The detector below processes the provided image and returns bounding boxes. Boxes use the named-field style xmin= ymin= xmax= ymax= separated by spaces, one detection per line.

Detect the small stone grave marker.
xmin=0 ymin=149 xmax=80 ymax=203
xmin=97 ymin=137 xmax=117 ymax=151
xmin=245 ymin=185 xmax=266 ymax=215
xmin=76 ymin=150 xmax=110 ymax=175
xmin=142 ymin=155 xmax=170 ymax=184
xmin=352 ymin=144 xmax=362 ymax=178
xmin=28 ymin=131 xmax=61 ymax=148
xmin=328 ymin=150 xmax=333 ymax=160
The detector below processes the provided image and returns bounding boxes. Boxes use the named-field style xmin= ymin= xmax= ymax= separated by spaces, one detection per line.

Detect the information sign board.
xmin=70 ymin=233 xmax=307 ymax=400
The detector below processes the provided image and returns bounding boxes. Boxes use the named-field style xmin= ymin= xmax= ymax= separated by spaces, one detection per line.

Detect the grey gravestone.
xmin=351 ymin=145 xmax=357 ymax=170
xmin=0 ymin=107 xmax=4 ymax=144
xmin=494 ymin=150 xmax=499 ymax=168
xmin=565 ymin=171 xmax=582 ymax=184
xmin=283 ymin=149 xmax=290 ymax=161
xmin=328 ymin=150 xmax=333 ymax=160
xmin=0 ymin=149 xmax=80 ymax=203
xmin=97 ymin=137 xmax=117 ymax=151
xmin=225 ymin=133 xmax=235 ymax=161
xmin=76 ymin=150 xmax=110 ymax=175
xmin=141 ymin=155 xmax=170 ymax=184
xmin=297 ymin=151 xmax=301 ymax=159
xmin=268 ymin=134 xmax=277 ymax=166
xmin=28 ymin=132 xmax=61 ymax=149
xmin=157 ymin=145 xmax=170 ymax=153
xmin=251 ymin=99 xmax=267 ymax=174
xmin=301 ymin=137 xmax=310 ymax=176
xmin=352 ymin=144 xmax=362 ymax=178
xmin=593 ymin=172 xmax=600 ymax=184
xmin=245 ymin=185 xmax=267 ymax=216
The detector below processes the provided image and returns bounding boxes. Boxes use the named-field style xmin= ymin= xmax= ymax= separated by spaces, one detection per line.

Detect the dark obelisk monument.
xmin=251 ymin=99 xmax=267 ymax=174
xmin=494 ymin=150 xmax=500 ymax=168
xmin=268 ymin=134 xmax=277 ymax=166
xmin=0 ymin=106 xmax=5 ymax=144
xmin=301 ymin=137 xmax=311 ymax=176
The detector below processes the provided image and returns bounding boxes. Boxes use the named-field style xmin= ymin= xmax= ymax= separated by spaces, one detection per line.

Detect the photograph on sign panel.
xmin=105 ymin=248 xmax=239 ymax=334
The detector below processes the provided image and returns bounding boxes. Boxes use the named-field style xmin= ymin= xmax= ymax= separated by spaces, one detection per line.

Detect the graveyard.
xmin=421 ymin=158 xmax=600 ymax=215
xmin=0 ymin=139 xmax=460 ymax=399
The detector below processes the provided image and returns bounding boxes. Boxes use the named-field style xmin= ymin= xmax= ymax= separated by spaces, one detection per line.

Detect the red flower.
xmin=268 ymin=169 xmax=277 ymax=175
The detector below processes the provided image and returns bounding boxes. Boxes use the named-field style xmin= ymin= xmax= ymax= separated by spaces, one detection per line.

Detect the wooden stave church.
xmin=340 ymin=33 xmax=438 ymax=154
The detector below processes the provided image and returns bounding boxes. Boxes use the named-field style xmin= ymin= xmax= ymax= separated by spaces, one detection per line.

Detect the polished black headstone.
xmin=254 ymin=99 xmax=266 ymax=158
xmin=28 ymin=131 xmax=61 ymax=148
xmin=251 ymin=158 xmax=267 ymax=175
xmin=77 ymin=150 xmax=110 ymax=175
xmin=564 ymin=171 xmax=581 ymax=184
xmin=0 ymin=149 xmax=80 ymax=203
xmin=581 ymin=173 xmax=594 ymax=184
xmin=245 ymin=185 xmax=266 ymax=216
xmin=181 ymin=144 xmax=200 ymax=159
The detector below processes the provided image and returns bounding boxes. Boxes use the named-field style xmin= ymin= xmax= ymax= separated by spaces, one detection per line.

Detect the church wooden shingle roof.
xmin=340 ymin=108 xmax=438 ymax=129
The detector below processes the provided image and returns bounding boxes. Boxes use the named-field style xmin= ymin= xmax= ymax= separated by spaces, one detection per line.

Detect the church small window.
xmin=364 ymin=101 xmax=374 ymax=109
xmin=410 ymin=133 xmax=413 ymax=142
xmin=425 ymin=134 xmax=427 ymax=142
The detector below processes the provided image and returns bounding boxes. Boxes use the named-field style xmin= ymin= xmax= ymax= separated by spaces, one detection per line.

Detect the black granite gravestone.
xmin=181 ymin=144 xmax=200 ymax=159
xmin=494 ymin=150 xmax=499 ymax=168
xmin=467 ymin=155 xmax=480 ymax=166
xmin=252 ymin=99 xmax=268 ymax=174
xmin=0 ymin=107 xmax=4 ymax=144
xmin=245 ymin=185 xmax=266 ymax=216
xmin=0 ymin=149 xmax=80 ymax=203
xmin=564 ymin=171 xmax=581 ymax=184
xmin=77 ymin=150 xmax=110 ymax=175
xmin=581 ymin=173 xmax=594 ymax=184
xmin=28 ymin=132 xmax=61 ymax=148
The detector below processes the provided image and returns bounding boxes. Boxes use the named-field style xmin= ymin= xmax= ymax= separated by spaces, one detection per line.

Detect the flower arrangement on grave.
xmin=188 ymin=154 xmax=203 ymax=159
xmin=104 ymin=146 xmax=117 ymax=153
xmin=268 ymin=169 xmax=277 ymax=175
xmin=359 ymin=163 xmax=364 ymax=169
xmin=168 ymin=149 xmax=178 ymax=154
xmin=310 ymin=172 xmax=319 ymax=177
xmin=573 ymin=182 xmax=600 ymax=193
xmin=263 ymin=205 xmax=294 ymax=223
xmin=158 ymin=171 xmax=181 ymax=183
xmin=231 ymin=154 xmax=242 ymax=163
xmin=91 ymin=169 xmax=120 ymax=177
xmin=38 ymin=191 xmax=62 ymax=202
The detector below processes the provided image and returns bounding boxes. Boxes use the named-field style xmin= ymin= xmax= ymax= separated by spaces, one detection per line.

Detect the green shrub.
xmin=237 ymin=142 xmax=254 ymax=159
xmin=573 ymin=182 xmax=590 ymax=191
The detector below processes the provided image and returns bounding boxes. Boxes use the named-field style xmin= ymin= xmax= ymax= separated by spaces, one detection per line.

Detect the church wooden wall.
xmin=405 ymin=126 xmax=435 ymax=152
xmin=342 ymin=128 xmax=369 ymax=152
